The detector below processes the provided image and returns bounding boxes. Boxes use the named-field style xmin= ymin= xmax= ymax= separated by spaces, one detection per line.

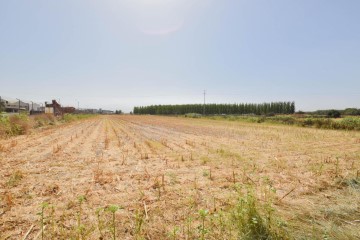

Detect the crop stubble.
xmin=0 ymin=115 xmax=359 ymax=239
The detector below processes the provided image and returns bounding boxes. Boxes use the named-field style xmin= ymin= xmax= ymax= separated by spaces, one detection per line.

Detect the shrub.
xmin=327 ymin=110 xmax=341 ymax=118
xmin=339 ymin=117 xmax=360 ymax=130
xmin=0 ymin=101 xmax=5 ymax=112
xmin=315 ymin=119 xmax=333 ymax=128
xmin=0 ymin=115 xmax=9 ymax=137
xmin=343 ymin=108 xmax=360 ymax=116
xmin=268 ymin=116 xmax=296 ymax=125
xmin=300 ymin=118 xmax=314 ymax=127
xmin=0 ymin=114 xmax=31 ymax=136
xmin=8 ymin=114 xmax=31 ymax=135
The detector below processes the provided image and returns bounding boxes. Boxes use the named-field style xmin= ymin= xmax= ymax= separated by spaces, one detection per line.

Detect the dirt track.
xmin=1 ymin=115 xmax=360 ymax=239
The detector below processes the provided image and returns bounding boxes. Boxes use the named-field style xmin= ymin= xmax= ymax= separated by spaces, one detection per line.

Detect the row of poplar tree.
xmin=133 ymin=102 xmax=295 ymax=115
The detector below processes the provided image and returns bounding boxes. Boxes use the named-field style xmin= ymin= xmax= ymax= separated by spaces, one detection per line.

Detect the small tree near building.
xmin=0 ymin=101 xmax=5 ymax=112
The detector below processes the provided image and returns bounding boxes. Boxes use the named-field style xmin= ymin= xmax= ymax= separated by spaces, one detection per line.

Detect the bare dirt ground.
xmin=1 ymin=115 xmax=359 ymax=239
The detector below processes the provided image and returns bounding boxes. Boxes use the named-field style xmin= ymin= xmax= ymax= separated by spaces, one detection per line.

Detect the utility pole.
xmin=203 ymin=90 xmax=206 ymax=115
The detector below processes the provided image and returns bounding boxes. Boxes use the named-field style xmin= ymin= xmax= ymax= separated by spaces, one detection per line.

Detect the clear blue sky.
xmin=1 ymin=0 xmax=359 ymax=112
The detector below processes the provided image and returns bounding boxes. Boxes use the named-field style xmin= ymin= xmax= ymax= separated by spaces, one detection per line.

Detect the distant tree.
xmin=115 ymin=110 xmax=123 ymax=114
xmin=133 ymin=102 xmax=296 ymax=115
xmin=343 ymin=108 xmax=360 ymax=116
xmin=327 ymin=110 xmax=341 ymax=118
xmin=290 ymin=101 xmax=295 ymax=114
xmin=0 ymin=100 xmax=5 ymax=112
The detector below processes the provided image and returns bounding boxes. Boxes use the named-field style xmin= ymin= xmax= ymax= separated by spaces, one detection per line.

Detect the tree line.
xmin=133 ymin=102 xmax=295 ymax=115
xmin=311 ymin=108 xmax=360 ymax=117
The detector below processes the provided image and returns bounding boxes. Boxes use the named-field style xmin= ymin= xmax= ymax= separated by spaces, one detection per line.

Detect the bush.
xmin=0 ymin=115 xmax=8 ymax=137
xmin=0 ymin=101 xmax=5 ymax=112
xmin=339 ymin=117 xmax=360 ymax=130
xmin=343 ymin=108 xmax=360 ymax=116
xmin=300 ymin=118 xmax=314 ymax=127
xmin=200 ymin=114 xmax=360 ymax=132
xmin=8 ymin=114 xmax=31 ymax=135
xmin=327 ymin=110 xmax=341 ymax=118
xmin=268 ymin=116 xmax=296 ymax=125
xmin=313 ymin=118 xmax=333 ymax=128
xmin=0 ymin=114 xmax=31 ymax=136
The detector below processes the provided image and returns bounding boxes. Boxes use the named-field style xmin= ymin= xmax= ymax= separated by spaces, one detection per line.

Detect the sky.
xmin=0 ymin=0 xmax=359 ymax=112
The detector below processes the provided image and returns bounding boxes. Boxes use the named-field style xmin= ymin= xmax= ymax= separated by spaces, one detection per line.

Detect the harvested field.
xmin=1 ymin=115 xmax=360 ymax=239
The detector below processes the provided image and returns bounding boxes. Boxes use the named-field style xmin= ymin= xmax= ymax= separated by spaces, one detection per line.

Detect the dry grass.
xmin=33 ymin=114 xmax=56 ymax=127
xmin=0 ymin=115 xmax=359 ymax=239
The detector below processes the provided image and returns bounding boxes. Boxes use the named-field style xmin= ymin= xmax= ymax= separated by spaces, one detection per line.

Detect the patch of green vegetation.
xmin=31 ymin=189 xmax=289 ymax=239
xmin=0 ymin=113 xmax=30 ymax=136
xmin=199 ymin=115 xmax=360 ymax=131
xmin=0 ymin=113 xmax=97 ymax=138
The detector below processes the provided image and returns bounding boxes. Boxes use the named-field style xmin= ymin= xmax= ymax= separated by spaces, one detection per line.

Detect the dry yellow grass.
xmin=0 ymin=115 xmax=359 ymax=239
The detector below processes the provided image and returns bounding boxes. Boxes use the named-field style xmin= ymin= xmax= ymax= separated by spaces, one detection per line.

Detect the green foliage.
xmin=339 ymin=117 xmax=360 ymax=130
xmin=105 ymin=205 xmax=122 ymax=240
xmin=30 ymin=191 xmax=288 ymax=239
xmin=134 ymin=102 xmax=296 ymax=115
xmin=37 ymin=202 xmax=49 ymax=240
xmin=198 ymin=209 xmax=209 ymax=240
xmin=312 ymin=108 xmax=360 ymax=117
xmin=0 ymin=113 xmax=96 ymax=138
xmin=343 ymin=108 xmax=360 ymax=116
xmin=168 ymin=226 xmax=180 ymax=240
xmin=187 ymin=190 xmax=288 ymax=240
xmin=0 ymin=100 xmax=5 ymax=112
xmin=0 ymin=115 xmax=9 ymax=137
xmin=204 ymin=115 xmax=360 ymax=131
xmin=327 ymin=110 xmax=341 ymax=118
xmin=0 ymin=113 xmax=30 ymax=136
